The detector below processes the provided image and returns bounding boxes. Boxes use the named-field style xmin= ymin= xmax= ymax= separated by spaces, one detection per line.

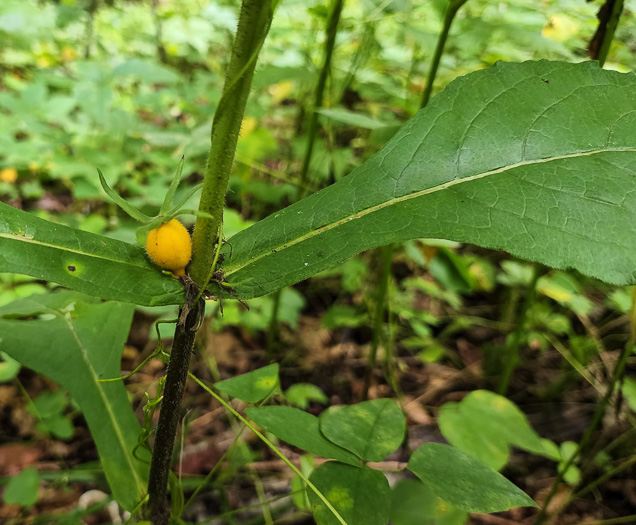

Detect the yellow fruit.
xmin=145 ymin=219 xmax=192 ymax=277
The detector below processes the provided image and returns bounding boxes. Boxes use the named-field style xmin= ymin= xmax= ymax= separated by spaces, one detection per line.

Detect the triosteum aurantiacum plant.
xmin=0 ymin=12 xmax=635 ymax=524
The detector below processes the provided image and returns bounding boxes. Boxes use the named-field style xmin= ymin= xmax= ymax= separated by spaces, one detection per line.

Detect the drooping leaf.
xmin=0 ymin=292 xmax=148 ymax=510
xmin=219 ymin=61 xmax=636 ymax=299
xmin=319 ymin=399 xmax=405 ymax=462
xmin=0 ymin=202 xmax=184 ymax=306
xmin=246 ymin=406 xmax=358 ymax=465
xmin=408 ymin=443 xmax=537 ymax=513
xmin=308 ymin=462 xmax=390 ymax=525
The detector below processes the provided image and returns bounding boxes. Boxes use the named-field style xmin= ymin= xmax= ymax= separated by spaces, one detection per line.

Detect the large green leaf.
xmin=220 ymin=61 xmax=636 ymax=299
xmin=407 ymin=443 xmax=537 ymax=513
xmin=0 ymin=203 xmax=184 ymax=306
xmin=0 ymin=292 xmax=148 ymax=510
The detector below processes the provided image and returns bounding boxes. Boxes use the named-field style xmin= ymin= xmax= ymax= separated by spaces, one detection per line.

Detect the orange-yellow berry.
xmin=145 ymin=219 xmax=192 ymax=277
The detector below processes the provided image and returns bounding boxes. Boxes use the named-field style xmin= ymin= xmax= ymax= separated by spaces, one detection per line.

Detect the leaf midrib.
xmin=0 ymin=232 xmax=149 ymax=269
xmin=62 ymin=311 xmax=146 ymax=499
xmin=224 ymin=147 xmax=636 ymax=278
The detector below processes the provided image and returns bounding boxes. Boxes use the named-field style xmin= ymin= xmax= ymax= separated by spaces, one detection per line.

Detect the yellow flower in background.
xmin=268 ymin=80 xmax=294 ymax=105
xmin=239 ymin=116 xmax=258 ymax=138
xmin=0 ymin=167 xmax=18 ymax=184
xmin=542 ymin=14 xmax=579 ymax=42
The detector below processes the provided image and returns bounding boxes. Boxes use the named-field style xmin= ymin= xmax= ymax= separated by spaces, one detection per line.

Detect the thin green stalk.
xmin=297 ymin=0 xmax=345 ymax=197
xmin=83 ymin=0 xmax=99 ymax=59
xmin=545 ymin=432 xmax=636 ymax=522
xmin=420 ymin=0 xmax=469 ymax=109
xmin=581 ymin=517 xmax=636 ymax=525
xmin=234 ymin=157 xmax=314 ymax=191
xmin=189 ymin=373 xmax=348 ymax=525
xmin=190 ymin=0 xmax=275 ymax=286
xmin=250 ymin=469 xmax=274 ymax=525
xmin=266 ymin=289 xmax=282 ymax=358
xmin=150 ymin=0 xmax=168 ymax=64
xmin=339 ymin=21 xmax=375 ymax=103
xmin=497 ymin=264 xmax=541 ymax=395
xmin=574 ymin=454 xmax=636 ymax=501
xmin=362 ymin=243 xmax=394 ymax=400
xmin=533 ymin=287 xmax=635 ymax=525
xmin=205 ymin=493 xmax=299 ymax=524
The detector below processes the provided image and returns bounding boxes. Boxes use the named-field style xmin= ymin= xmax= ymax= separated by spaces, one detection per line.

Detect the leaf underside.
xmin=220 ymin=60 xmax=636 ymax=299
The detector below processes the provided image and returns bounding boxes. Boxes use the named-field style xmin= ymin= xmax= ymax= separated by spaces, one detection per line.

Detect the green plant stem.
xmin=146 ymin=301 xmax=201 ymax=524
xmin=150 ymin=0 xmax=168 ymax=64
xmin=595 ymin=0 xmax=624 ymax=67
xmin=190 ymin=0 xmax=274 ymax=286
xmin=146 ymin=2 xmax=273 ymax=521
xmin=497 ymin=264 xmax=541 ymax=395
xmin=297 ymin=0 xmax=344 ymax=197
xmin=339 ymin=20 xmax=375 ymax=103
xmin=574 ymin=454 xmax=636 ymax=501
xmin=533 ymin=286 xmax=635 ymax=525
xmin=547 ymin=435 xmax=636 ymax=522
xmin=362 ymin=243 xmax=394 ymax=400
xmin=83 ymin=0 xmax=99 ymax=59
xmin=267 ymin=289 xmax=282 ymax=358
xmin=420 ymin=0 xmax=468 ymax=109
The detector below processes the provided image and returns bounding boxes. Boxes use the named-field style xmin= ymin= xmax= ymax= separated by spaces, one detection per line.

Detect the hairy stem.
xmin=147 ymin=300 xmax=201 ymax=524
xmin=145 ymin=1 xmax=274 ymax=521
xmin=190 ymin=0 xmax=274 ymax=286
